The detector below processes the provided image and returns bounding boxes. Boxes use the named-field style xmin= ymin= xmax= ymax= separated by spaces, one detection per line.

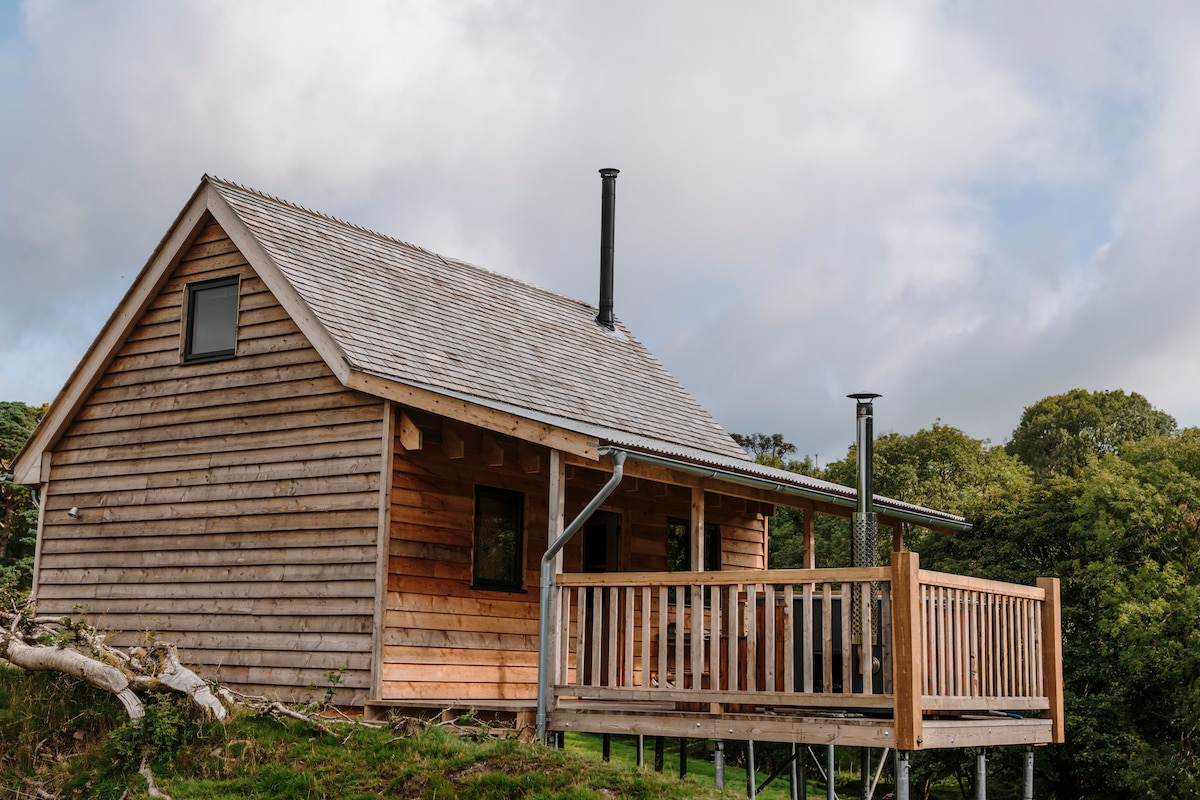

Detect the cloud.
xmin=1 ymin=0 xmax=1198 ymax=465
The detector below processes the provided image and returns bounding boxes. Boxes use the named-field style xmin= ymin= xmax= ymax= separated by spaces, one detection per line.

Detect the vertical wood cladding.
xmin=383 ymin=426 xmax=768 ymax=701
xmin=38 ymin=218 xmax=384 ymax=704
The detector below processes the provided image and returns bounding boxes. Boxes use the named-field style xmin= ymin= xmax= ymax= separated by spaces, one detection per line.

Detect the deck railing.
xmin=553 ymin=552 xmax=1064 ymax=748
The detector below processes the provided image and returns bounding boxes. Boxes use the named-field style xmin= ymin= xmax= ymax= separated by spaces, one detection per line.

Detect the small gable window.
xmin=473 ymin=486 xmax=525 ymax=591
xmin=183 ymin=277 xmax=240 ymax=363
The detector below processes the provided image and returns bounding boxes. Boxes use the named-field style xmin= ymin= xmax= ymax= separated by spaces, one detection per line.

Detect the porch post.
xmin=713 ymin=740 xmax=725 ymax=787
xmin=691 ymin=486 xmax=705 ymax=571
xmin=803 ymin=501 xmax=816 ymax=569
xmin=826 ymin=744 xmax=836 ymax=800
xmin=1038 ymin=577 xmax=1065 ymax=743
xmin=974 ymin=748 xmax=987 ymax=800
xmin=1023 ymin=746 xmax=1034 ymax=800
xmin=891 ymin=551 xmax=923 ymax=751
xmin=547 ymin=450 xmax=566 ymax=689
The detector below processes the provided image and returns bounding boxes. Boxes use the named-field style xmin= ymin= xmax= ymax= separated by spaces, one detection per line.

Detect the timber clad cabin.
xmin=12 ymin=175 xmax=1063 ymax=761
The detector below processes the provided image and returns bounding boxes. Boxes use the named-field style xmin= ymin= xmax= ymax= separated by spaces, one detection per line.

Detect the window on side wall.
xmin=183 ymin=276 xmax=240 ymax=363
xmin=667 ymin=518 xmax=721 ymax=572
xmin=473 ymin=486 xmax=525 ymax=591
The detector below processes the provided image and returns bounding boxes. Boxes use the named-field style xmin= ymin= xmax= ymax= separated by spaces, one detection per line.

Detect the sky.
xmin=1 ymin=0 xmax=1198 ymax=463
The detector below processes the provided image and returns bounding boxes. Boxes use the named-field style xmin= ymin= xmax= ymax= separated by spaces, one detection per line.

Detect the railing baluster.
xmin=623 ymin=585 xmax=635 ymax=689
xmin=841 ymin=583 xmax=853 ymax=694
xmin=746 ymin=583 xmax=758 ymax=692
xmin=691 ymin=584 xmax=704 ymax=692
xmin=764 ymin=584 xmax=777 ymax=692
xmin=675 ymin=584 xmax=686 ymax=690
xmin=860 ymin=581 xmax=873 ymax=696
xmin=560 ymin=586 xmax=573 ymax=686
xmin=662 ymin=585 xmax=672 ymax=690
xmin=641 ymin=586 xmax=651 ymax=689
xmin=710 ymin=580 xmax=722 ymax=697
xmin=727 ymin=584 xmax=739 ymax=692
xmin=822 ymin=582 xmax=833 ymax=694
xmin=802 ymin=582 xmax=814 ymax=693
xmin=784 ymin=584 xmax=795 ymax=693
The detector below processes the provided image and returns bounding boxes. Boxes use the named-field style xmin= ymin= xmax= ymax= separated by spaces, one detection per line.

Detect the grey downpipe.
xmin=536 ymin=450 xmax=627 ymax=742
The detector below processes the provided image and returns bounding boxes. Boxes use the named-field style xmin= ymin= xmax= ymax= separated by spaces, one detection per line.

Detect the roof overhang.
xmin=594 ymin=444 xmax=971 ymax=534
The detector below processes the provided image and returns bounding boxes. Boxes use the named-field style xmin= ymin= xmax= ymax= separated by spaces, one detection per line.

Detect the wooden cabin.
xmin=11 ymin=176 xmax=1063 ymax=760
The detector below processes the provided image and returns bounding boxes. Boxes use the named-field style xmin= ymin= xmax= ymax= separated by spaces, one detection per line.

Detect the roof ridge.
xmin=204 ymin=174 xmax=609 ymax=320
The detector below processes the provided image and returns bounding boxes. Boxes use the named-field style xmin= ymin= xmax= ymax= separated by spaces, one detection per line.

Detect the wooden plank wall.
xmin=37 ymin=217 xmax=384 ymax=705
xmin=383 ymin=433 xmax=769 ymax=701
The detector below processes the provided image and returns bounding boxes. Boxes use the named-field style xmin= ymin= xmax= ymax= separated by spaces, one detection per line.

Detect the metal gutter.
xmin=536 ymin=451 xmax=627 ymax=742
xmin=595 ymin=445 xmax=971 ymax=533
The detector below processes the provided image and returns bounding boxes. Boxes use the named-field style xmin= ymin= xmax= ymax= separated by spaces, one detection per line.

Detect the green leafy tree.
xmin=925 ymin=429 xmax=1200 ymax=798
xmin=1006 ymin=389 xmax=1176 ymax=481
xmin=1 ymin=401 xmax=44 ymax=593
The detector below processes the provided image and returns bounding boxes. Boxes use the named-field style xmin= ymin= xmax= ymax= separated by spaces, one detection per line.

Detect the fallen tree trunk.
xmin=0 ymin=636 xmax=144 ymax=719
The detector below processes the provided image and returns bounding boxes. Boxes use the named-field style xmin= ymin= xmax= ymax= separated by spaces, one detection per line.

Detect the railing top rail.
xmin=918 ymin=569 xmax=1046 ymax=600
xmin=556 ymin=567 xmax=892 ymax=587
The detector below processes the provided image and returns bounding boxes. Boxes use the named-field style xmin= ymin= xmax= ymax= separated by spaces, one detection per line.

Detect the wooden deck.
xmin=548 ymin=552 xmax=1064 ymax=750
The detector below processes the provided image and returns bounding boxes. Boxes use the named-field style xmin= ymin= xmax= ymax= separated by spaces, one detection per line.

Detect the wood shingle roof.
xmin=207 ymin=177 xmax=750 ymax=462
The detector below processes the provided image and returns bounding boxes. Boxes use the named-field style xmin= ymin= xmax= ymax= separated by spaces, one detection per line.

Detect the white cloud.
xmin=2 ymin=0 xmax=1199 ymax=462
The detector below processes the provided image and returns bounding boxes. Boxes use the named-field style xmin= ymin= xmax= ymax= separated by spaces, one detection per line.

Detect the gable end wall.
xmin=35 ymin=219 xmax=385 ymax=704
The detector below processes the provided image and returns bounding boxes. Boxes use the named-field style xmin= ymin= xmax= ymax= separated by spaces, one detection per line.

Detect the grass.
xmin=0 ymin=665 xmax=749 ymax=799
xmin=2 ymin=666 xmax=997 ymax=799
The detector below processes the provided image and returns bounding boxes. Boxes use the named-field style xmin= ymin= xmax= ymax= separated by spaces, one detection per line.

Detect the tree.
xmin=1006 ymin=389 xmax=1176 ymax=481
xmin=1 ymin=401 xmax=45 ymax=592
xmin=731 ymin=432 xmax=797 ymax=467
xmin=924 ymin=429 xmax=1200 ymax=798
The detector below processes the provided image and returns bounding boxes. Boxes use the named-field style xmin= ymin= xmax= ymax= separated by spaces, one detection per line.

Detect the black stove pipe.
xmin=848 ymin=392 xmax=881 ymax=646
xmin=598 ymin=168 xmax=619 ymax=329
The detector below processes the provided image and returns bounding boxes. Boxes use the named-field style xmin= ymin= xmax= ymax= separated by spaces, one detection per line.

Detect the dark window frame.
xmin=182 ymin=276 xmax=241 ymax=363
xmin=667 ymin=517 xmax=721 ymax=573
xmin=472 ymin=485 xmax=525 ymax=592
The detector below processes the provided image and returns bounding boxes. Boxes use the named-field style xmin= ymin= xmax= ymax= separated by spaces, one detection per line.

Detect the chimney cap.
xmin=599 ymin=168 xmax=620 ymax=178
xmin=847 ymin=392 xmax=882 ymax=402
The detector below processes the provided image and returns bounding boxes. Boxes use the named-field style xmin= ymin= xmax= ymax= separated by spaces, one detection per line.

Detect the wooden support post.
xmin=482 ymin=434 xmax=504 ymax=466
xmin=519 ymin=444 xmax=542 ymax=474
xmin=891 ymin=522 xmax=904 ymax=553
xmin=691 ymin=486 xmax=705 ymax=572
xmin=803 ymin=503 xmax=816 ymax=569
xmin=1038 ymin=577 xmax=1065 ymax=744
xmin=892 ymin=551 xmax=924 ymax=751
xmin=441 ymin=423 xmax=465 ymax=459
xmin=679 ymin=738 xmax=688 ymax=778
xmin=398 ymin=411 xmax=422 ymax=450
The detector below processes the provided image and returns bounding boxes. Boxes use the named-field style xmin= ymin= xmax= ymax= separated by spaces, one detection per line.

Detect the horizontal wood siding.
xmin=38 ymin=219 xmax=384 ymax=705
xmin=384 ymin=422 xmax=549 ymax=701
xmin=382 ymin=427 xmax=768 ymax=702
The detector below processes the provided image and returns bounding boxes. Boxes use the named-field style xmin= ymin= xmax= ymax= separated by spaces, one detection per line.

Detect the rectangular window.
xmin=667 ymin=518 xmax=721 ymax=572
xmin=183 ymin=276 xmax=240 ymax=362
xmin=473 ymin=486 xmax=524 ymax=591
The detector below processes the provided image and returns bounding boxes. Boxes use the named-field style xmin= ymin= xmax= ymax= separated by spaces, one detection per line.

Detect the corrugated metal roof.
xmin=208 ymin=177 xmax=750 ymax=462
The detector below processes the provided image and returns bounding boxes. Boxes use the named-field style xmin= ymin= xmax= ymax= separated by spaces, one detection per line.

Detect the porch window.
xmin=473 ymin=486 xmax=524 ymax=591
xmin=666 ymin=518 xmax=721 ymax=572
xmin=183 ymin=276 xmax=240 ymax=363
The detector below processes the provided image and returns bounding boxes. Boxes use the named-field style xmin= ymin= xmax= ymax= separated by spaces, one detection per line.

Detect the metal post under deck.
xmin=895 ymin=751 xmax=910 ymax=800
xmin=791 ymin=744 xmax=802 ymax=800
xmin=975 ymin=748 xmax=987 ymax=800
xmin=714 ymin=740 xmax=725 ymax=788
xmin=1023 ymin=747 xmax=1035 ymax=800
xmin=747 ymin=740 xmax=758 ymax=799
xmin=827 ymin=744 xmax=836 ymax=800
